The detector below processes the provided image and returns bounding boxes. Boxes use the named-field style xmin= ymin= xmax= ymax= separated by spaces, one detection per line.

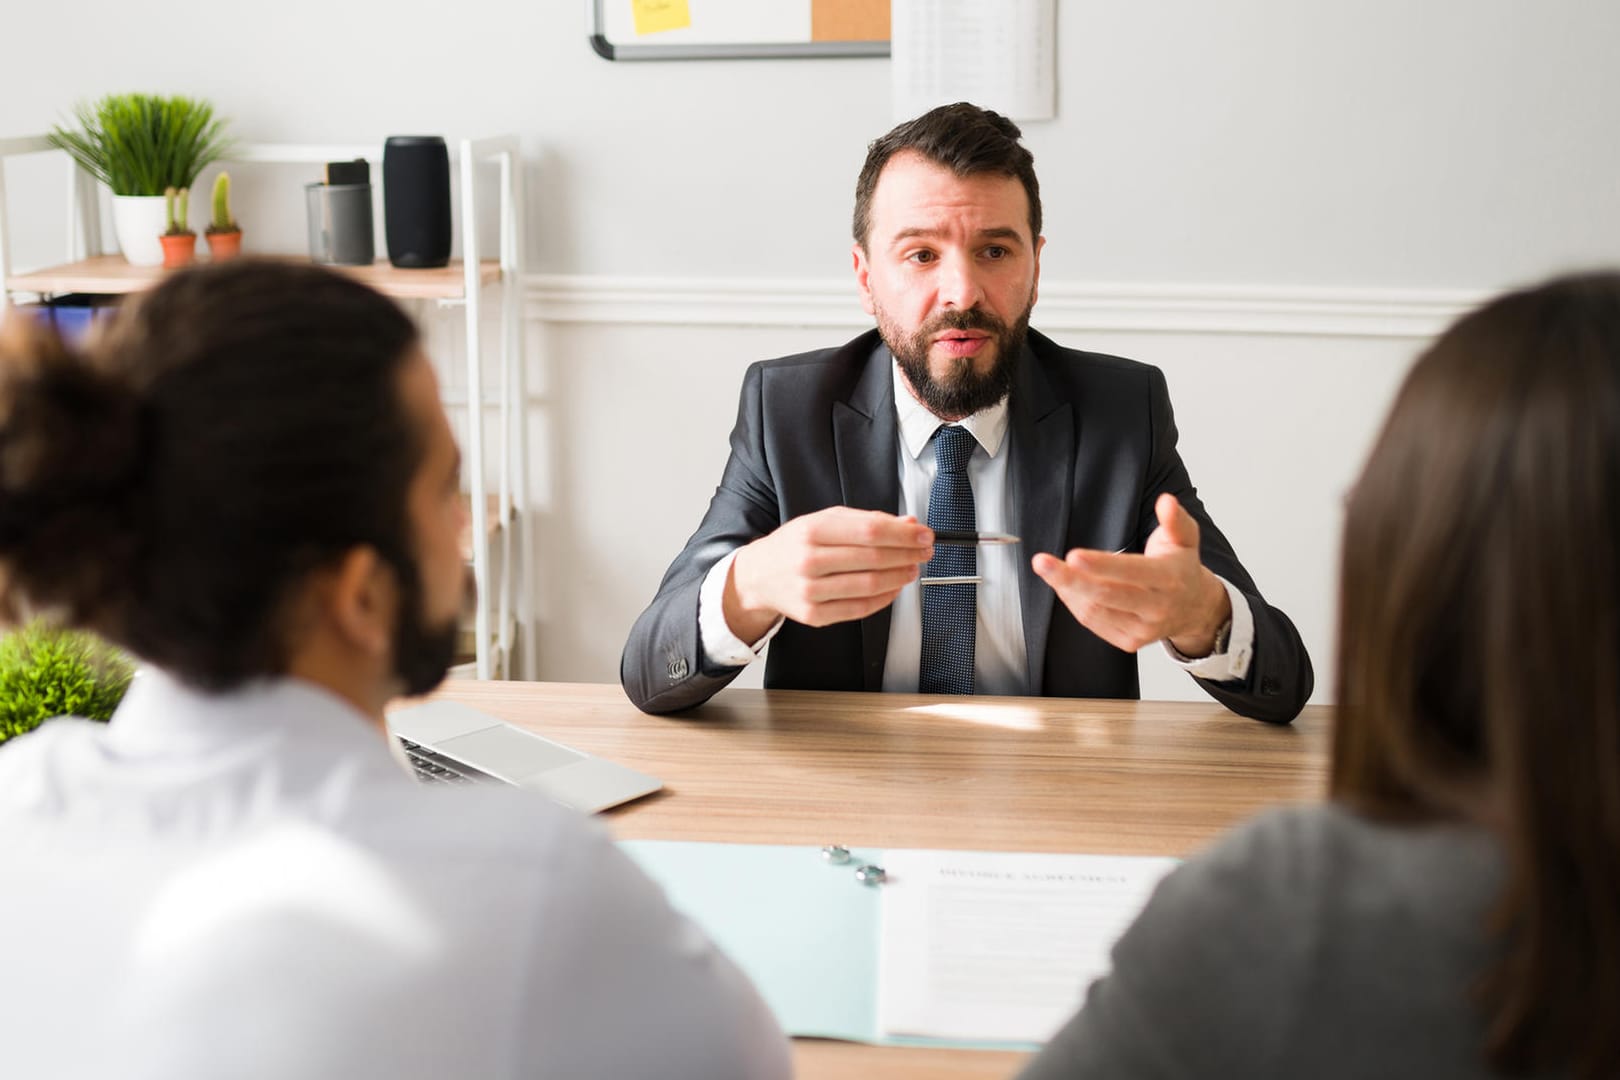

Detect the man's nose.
xmin=936 ymin=253 xmax=985 ymax=310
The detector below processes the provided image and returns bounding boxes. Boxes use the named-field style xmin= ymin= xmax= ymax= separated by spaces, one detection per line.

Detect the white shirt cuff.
xmin=698 ymin=549 xmax=784 ymax=669
xmin=1162 ymin=575 xmax=1255 ymax=683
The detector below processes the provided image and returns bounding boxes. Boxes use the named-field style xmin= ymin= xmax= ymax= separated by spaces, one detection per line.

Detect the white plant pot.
xmin=111 ymin=195 xmax=174 ymax=267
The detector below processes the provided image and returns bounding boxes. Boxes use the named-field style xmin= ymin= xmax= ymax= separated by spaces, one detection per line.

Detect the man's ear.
xmin=852 ymin=241 xmax=877 ymax=317
xmin=1031 ymin=234 xmax=1045 ymax=309
xmin=325 ymin=545 xmax=396 ymax=659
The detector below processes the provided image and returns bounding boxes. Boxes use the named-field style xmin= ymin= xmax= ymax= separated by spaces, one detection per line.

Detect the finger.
xmin=1037 ymin=555 xmax=1170 ymax=645
xmin=1086 ymin=616 xmax=1159 ymax=654
xmin=796 ymin=587 xmax=909 ymax=628
xmin=801 ymin=543 xmax=934 ymax=578
xmin=1068 ymin=577 xmax=1158 ymax=616
xmin=1054 ymin=549 xmax=1175 ymax=592
xmin=802 ymin=507 xmax=932 ymax=549
xmin=801 ymin=564 xmax=921 ymax=604
xmin=1034 ymin=551 xmax=1132 ymax=602
xmin=1037 ymin=551 xmax=1141 ymax=595
xmin=1055 ymin=583 xmax=1168 ymax=638
xmin=1154 ymin=493 xmax=1200 ymax=550
xmin=1079 ymin=596 xmax=1161 ymax=651
xmin=1033 ymin=551 xmax=1077 ymax=588
xmin=1052 ymin=588 xmax=1160 ymax=652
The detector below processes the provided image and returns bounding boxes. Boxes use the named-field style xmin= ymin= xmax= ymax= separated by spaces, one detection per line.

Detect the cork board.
xmin=590 ymin=0 xmax=891 ymax=61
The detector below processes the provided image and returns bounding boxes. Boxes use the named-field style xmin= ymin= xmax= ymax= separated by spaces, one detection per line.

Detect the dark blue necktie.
xmin=920 ymin=424 xmax=977 ymax=694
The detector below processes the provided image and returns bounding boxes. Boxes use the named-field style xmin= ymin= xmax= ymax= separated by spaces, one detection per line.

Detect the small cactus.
xmin=164 ymin=185 xmax=192 ymax=236
xmin=209 ymin=171 xmax=237 ymax=233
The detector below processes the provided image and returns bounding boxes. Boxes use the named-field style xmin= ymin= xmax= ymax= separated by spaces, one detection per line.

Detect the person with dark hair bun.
xmin=0 ymin=261 xmax=789 ymax=1079
xmin=1017 ymin=272 xmax=1620 ymax=1080
xmin=623 ymin=102 xmax=1312 ymax=722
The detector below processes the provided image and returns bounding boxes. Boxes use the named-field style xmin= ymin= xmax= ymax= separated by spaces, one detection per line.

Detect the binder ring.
xmin=855 ymin=864 xmax=887 ymax=886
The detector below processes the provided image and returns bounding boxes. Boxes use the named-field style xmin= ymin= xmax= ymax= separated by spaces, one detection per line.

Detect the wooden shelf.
xmin=459 ymin=492 xmax=510 ymax=561
xmin=0 ymin=135 xmax=530 ymax=680
xmin=5 ymin=254 xmax=502 ymax=301
xmin=451 ymin=609 xmax=521 ymax=678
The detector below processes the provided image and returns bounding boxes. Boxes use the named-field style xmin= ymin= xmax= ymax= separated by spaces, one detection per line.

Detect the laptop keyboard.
xmin=396 ymin=736 xmax=501 ymax=786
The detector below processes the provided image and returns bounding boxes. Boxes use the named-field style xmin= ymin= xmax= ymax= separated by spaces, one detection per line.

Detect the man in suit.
xmin=622 ymin=102 xmax=1312 ymax=724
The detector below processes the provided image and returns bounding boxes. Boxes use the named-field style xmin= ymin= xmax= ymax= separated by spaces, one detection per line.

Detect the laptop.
xmin=387 ymin=700 xmax=663 ymax=814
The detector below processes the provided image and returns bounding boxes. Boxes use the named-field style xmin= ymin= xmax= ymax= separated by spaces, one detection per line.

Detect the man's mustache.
xmin=918 ymin=307 xmax=1007 ymax=338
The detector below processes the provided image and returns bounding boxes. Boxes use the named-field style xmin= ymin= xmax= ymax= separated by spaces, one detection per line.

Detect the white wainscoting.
xmin=527 ymin=275 xmax=1482 ymax=338
xmin=516 ymin=275 xmax=1471 ymax=704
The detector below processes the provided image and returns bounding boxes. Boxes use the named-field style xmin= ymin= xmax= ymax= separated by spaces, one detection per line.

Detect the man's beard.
xmin=880 ymin=300 xmax=1032 ymax=420
xmin=391 ymin=562 xmax=474 ymax=697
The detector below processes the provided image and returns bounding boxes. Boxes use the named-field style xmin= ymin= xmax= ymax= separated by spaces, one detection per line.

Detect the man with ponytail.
xmin=0 ymin=262 xmax=788 ymax=1079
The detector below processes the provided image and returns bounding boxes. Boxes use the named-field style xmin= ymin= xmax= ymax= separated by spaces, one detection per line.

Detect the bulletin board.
xmin=589 ymin=0 xmax=890 ymax=61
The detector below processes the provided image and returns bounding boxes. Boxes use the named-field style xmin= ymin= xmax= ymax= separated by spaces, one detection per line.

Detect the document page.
xmin=891 ymin=0 xmax=1057 ymax=122
xmin=877 ymin=849 xmax=1177 ymax=1043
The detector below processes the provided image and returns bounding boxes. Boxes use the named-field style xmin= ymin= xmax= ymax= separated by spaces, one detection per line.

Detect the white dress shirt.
xmin=700 ymin=353 xmax=1254 ymax=690
xmin=0 ymin=669 xmax=789 ymax=1080
xmin=880 ymin=364 xmax=1028 ymax=694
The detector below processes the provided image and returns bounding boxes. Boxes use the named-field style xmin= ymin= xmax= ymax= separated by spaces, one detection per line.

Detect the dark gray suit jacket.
xmin=621 ymin=329 xmax=1312 ymax=723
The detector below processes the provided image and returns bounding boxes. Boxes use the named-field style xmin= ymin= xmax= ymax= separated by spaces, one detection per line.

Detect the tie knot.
xmin=933 ymin=424 xmax=976 ymax=476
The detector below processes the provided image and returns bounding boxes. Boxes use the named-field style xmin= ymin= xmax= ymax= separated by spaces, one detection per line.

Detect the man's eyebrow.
xmin=889 ymin=226 xmax=1027 ymax=246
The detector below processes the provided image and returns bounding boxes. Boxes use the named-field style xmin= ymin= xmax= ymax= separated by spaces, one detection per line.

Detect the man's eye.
xmin=983 ymin=246 xmax=1008 ymax=260
xmin=908 ymin=250 xmax=936 ymax=265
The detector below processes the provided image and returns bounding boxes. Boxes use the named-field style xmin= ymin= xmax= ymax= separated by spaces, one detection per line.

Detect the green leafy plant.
xmin=0 ymin=622 xmax=134 ymax=746
xmin=164 ymin=186 xmax=193 ymax=237
xmin=48 ymin=93 xmax=233 ymax=197
xmin=208 ymin=171 xmax=237 ymax=234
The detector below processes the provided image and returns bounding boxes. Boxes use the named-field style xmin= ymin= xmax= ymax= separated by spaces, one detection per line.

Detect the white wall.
xmin=4 ymin=1 xmax=1618 ymax=700
xmin=6 ymin=1 xmax=1619 ymax=285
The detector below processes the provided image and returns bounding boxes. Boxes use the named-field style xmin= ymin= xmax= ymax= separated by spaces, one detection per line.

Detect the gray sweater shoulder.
xmin=1019 ymin=803 xmax=1509 ymax=1080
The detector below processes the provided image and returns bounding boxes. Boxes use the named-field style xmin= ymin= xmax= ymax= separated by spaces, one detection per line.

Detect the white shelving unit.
xmin=0 ymin=135 xmax=535 ymax=681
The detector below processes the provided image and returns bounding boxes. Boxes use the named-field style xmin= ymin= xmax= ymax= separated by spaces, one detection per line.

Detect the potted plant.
xmin=205 ymin=171 xmax=242 ymax=260
xmin=0 ymin=622 xmax=133 ymax=748
xmin=159 ymin=187 xmax=196 ymax=268
xmin=47 ymin=93 xmax=232 ymax=268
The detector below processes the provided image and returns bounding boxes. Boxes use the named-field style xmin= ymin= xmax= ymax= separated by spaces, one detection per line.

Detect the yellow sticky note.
xmin=632 ymin=0 xmax=691 ymax=35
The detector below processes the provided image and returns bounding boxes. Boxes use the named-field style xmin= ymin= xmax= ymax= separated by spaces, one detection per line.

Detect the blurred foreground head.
xmin=1334 ymin=270 xmax=1620 ymax=1077
xmin=0 ymin=260 xmax=462 ymax=698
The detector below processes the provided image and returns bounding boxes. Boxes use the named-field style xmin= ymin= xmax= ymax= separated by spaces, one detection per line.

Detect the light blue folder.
xmin=620 ymin=839 xmax=1040 ymax=1050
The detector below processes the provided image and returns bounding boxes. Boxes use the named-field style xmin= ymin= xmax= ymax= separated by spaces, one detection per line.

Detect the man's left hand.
xmin=1032 ymin=493 xmax=1232 ymax=656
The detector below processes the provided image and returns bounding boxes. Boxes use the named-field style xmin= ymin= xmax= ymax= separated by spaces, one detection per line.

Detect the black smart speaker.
xmin=383 ymin=135 xmax=452 ymax=269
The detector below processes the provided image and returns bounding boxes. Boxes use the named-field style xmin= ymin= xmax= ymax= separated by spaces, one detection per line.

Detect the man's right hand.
xmin=722 ymin=507 xmax=934 ymax=645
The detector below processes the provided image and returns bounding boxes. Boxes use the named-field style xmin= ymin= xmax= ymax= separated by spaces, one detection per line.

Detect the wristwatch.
xmin=1210 ymin=617 xmax=1233 ymax=656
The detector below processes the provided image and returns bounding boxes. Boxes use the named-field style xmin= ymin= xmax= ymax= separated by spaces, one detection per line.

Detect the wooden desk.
xmin=429 ymin=681 xmax=1332 ymax=1080
xmin=5 ymin=253 xmax=501 ymax=300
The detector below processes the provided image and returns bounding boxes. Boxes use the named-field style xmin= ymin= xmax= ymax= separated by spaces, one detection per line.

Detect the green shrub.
xmin=0 ymin=623 xmax=134 ymax=745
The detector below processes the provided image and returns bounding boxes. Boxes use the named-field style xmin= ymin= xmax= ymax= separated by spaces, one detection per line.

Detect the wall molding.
xmin=525 ymin=273 xmax=1484 ymax=340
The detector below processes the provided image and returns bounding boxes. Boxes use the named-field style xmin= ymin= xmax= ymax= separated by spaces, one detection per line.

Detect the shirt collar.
xmin=885 ymin=344 xmax=1011 ymax=461
xmin=107 ymin=665 xmax=389 ymax=763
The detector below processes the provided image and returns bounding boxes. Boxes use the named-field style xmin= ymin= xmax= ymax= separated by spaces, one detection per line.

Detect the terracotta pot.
xmin=206 ymin=229 xmax=243 ymax=260
xmin=159 ymin=233 xmax=197 ymax=269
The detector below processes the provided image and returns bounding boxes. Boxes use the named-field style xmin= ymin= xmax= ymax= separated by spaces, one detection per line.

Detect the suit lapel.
xmin=1008 ymin=336 xmax=1075 ymax=695
xmin=833 ymin=337 xmax=900 ymax=691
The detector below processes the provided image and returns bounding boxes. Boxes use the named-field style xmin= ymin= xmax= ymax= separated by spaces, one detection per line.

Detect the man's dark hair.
xmin=852 ymin=101 xmax=1042 ymax=248
xmin=0 ymin=260 xmax=422 ymax=690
